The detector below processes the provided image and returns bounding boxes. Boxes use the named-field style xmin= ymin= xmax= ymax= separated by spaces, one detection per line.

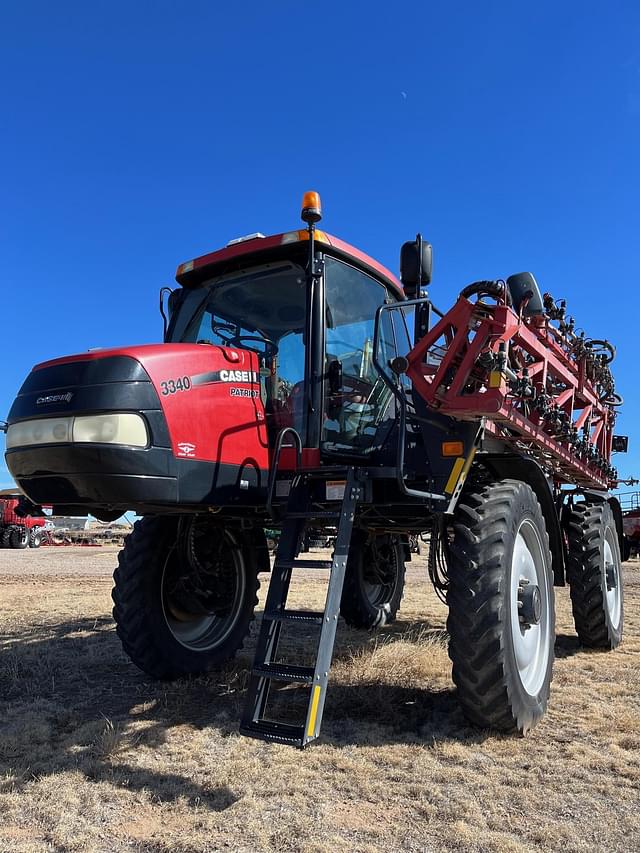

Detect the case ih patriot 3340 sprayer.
xmin=3 ymin=193 xmax=628 ymax=746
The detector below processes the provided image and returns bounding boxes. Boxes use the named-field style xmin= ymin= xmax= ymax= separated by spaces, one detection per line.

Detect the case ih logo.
xmin=192 ymin=369 xmax=259 ymax=386
xmin=36 ymin=392 xmax=74 ymax=405
xmin=177 ymin=442 xmax=196 ymax=458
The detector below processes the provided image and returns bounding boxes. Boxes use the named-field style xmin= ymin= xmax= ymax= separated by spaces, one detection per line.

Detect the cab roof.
xmin=175 ymin=230 xmax=405 ymax=300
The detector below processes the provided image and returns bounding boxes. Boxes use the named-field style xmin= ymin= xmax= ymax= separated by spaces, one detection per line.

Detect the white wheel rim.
xmin=510 ymin=519 xmax=551 ymax=697
xmin=603 ymin=533 xmax=622 ymax=629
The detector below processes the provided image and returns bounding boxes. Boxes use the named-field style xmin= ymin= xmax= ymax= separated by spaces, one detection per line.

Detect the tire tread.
xmin=111 ymin=517 xmax=260 ymax=680
xmin=447 ymin=478 xmax=554 ymax=734
xmin=564 ymin=501 xmax=622 ymax=649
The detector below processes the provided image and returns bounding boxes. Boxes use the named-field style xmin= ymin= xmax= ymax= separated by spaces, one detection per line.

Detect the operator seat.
xmin=264 ymin=381 xmax=305 ymax=443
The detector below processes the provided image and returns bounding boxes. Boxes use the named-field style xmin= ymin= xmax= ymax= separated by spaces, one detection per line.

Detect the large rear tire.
xmin=448 ymin=479 xmax=555 ymax=733
xmin=112 ymin=516 xmax=261 ymax=680
xmin=340 ymin=531 xmax=406 ymax=629
xmin=564 ymin=500 xmax=623 ymax=649
xmin=9 ymin=527 xmax=29 ymax=549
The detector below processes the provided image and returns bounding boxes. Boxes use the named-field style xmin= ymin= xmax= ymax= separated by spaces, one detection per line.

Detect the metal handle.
xmin=266 ymin=427 xmax=303 ymax=519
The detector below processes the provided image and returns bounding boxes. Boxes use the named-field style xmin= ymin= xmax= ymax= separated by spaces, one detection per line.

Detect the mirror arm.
xmin=159 ymin=286 xmax=172 ymax=340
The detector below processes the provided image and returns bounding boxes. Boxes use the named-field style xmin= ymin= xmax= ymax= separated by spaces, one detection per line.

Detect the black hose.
xmin=587 ymin=339 xmax=616 ymax=364
xmin=460 ymin=279 xmax=511 ymax=304
xmin=601 ymin=392 xmax=624 ymax=407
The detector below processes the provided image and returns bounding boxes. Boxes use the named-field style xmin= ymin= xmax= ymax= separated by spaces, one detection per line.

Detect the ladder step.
xmin=252 ymin=662 xmax=315 ymax=683
xmin=240 ymin=466 xmax=359 ymax=748
xmin=286 ymin=510 xmax=341 ymax=519
xmin=298 ymin=466 xmax=350 ymax=477
xmin=264 ymin=608 xmax=325 ymax=624
xmin=239 ymin=720 xmax=306 ymax=747
xmin=276 ymin=559 xmax=333 ymax=570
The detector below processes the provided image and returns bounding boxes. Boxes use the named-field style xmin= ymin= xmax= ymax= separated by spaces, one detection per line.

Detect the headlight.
xmin=73 ymin=414 xmax=148 ymax=446
xmin=6 ymin=413 xmax=148 ymax=449
xmin=6 ymin=417 xmax=72 ymax=448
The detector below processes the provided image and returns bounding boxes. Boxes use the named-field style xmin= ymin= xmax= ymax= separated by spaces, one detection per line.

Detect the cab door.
xmin=321 ymin=257 xmax=400 ymax=457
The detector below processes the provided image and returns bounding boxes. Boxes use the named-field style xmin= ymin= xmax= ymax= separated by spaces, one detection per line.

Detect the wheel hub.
xmin=605 ymin=561 xmax=617 ymax=591
xmin=518 ymin=579 xmax=542 ymax=628
xmin=362 ymin=539 xmax=397 ymax=605
xmin=161 ymin=521 xmax=246 ymax=651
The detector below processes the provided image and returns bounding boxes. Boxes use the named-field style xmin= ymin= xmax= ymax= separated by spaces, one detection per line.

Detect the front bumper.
xmin=6 ymin=442 xmax=267 ymax=513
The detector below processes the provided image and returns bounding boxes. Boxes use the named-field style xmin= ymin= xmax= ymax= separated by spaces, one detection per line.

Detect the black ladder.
xmin=240 ymin=467 xmax=360 ymax=747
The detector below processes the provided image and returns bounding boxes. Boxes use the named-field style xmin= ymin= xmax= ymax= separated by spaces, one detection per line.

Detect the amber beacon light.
xmin=301 ymin=191 xmax=322 ymax=224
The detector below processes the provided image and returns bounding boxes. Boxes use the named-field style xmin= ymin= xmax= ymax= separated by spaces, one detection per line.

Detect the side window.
xmin=323 ymin=258 xmax=398 ymax=453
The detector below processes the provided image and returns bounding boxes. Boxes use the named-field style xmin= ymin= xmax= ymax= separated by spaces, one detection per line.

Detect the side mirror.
xmin=400 ymin=234 xmax=432 ymax=297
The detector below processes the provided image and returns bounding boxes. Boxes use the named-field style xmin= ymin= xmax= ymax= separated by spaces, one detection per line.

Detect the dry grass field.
xmin=0 ymin=545 xmax=639 ymax=852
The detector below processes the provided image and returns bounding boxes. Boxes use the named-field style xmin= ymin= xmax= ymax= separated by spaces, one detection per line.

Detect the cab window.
xmin=176 ymin=262 xmax=308 ymax=442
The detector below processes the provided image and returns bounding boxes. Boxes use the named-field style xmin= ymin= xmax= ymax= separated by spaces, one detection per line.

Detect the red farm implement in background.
xmin=619 ymin=491 xmax=640 ymax=559
xmin=0 ymin=492 xmax=46 ymax=548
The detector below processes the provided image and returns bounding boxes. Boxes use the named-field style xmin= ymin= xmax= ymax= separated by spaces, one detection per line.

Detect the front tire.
xmin=564 ymin=500 xmax=623 ymax=649
xmin=340 ymin=531 xmax=406 ymax=629
xmin=112 ymin=516 xmax=261 ymax=680
xmin=448 ymin=479 xmax=555 ymax=733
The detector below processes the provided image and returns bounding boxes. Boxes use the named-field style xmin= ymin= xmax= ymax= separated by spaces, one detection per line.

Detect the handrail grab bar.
xmin=266 ymin=426 xmax=303 ymax=518
xmin=372 ymin=301 xmax=445 ymax=503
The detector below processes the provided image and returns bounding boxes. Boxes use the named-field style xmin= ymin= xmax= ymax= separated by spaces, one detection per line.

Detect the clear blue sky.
xmin=2 ymin=1 xmax=639 ymax=490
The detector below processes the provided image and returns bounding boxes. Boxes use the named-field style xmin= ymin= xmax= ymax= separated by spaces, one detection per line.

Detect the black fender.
xmin=477 ymin=454 xmax=565 ymax=586
xmin=607 ymin=496 xmax=626 ymax=558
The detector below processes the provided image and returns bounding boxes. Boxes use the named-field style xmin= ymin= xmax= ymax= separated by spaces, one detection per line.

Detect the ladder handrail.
xmin=266 ymin=426 xmax=303 ymax=519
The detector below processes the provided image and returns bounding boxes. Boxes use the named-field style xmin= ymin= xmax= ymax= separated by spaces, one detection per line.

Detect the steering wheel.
xmin=229 ymin=335 xmax=278 ymax=359
xmin=211 ymin=325 xmax=278 ymax=359
xmin=210 ymin=323 xmax=238 ymax=343
xmin=326 ymin=375 xmax=373 ymax=423
xmin=341 ymin=374 xmax=372 ymax=399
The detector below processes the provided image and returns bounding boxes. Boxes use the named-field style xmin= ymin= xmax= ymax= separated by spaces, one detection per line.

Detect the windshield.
xmin=174 ymin=262 xmax=308 ymax=441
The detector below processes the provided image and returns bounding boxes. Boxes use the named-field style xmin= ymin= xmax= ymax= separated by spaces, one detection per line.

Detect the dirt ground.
xmin=0 ymin=545 xmax=639 ymax=853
